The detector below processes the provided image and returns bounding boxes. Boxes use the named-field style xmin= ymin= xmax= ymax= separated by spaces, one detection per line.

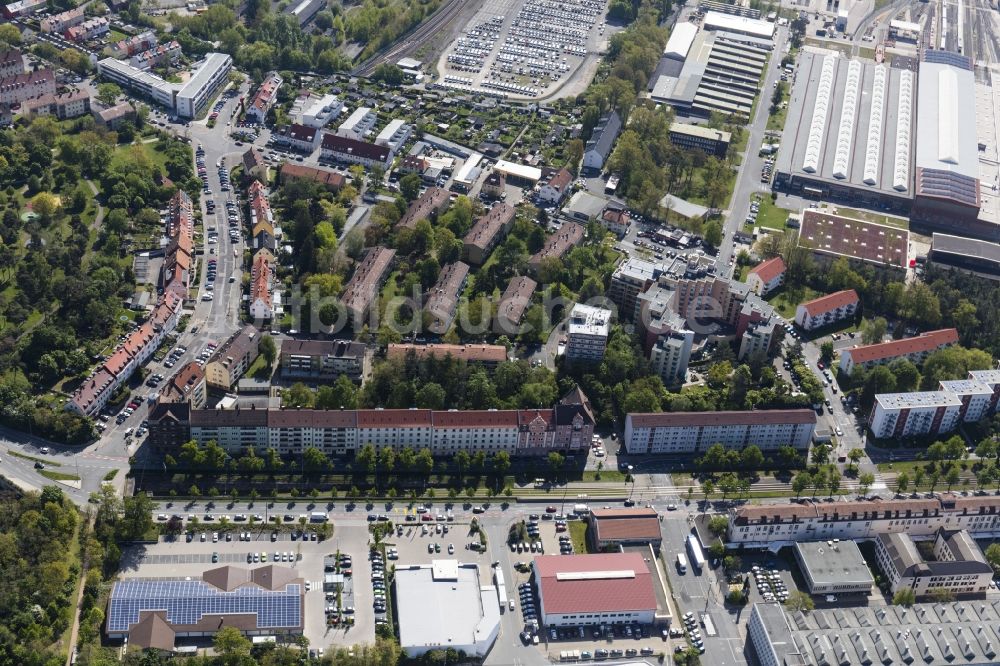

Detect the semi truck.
xmin=686 ymin=534 xmax=705 ymax=572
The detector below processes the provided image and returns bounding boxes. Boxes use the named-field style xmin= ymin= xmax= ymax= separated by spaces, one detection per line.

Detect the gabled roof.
xmin=844 ymin=328 xmax=959 ymax=364
xmin=321 ymin=133 xmax=390 ymax=162
xmin=799 ymin=289 xmax=859 ymax=316
xmin=128 ymin=612 xmax=175 ymax=651
xmin=749 ymin=256 xmax=786 ymax=283
xmin=585 ymin=111 xmax=622 ymax=160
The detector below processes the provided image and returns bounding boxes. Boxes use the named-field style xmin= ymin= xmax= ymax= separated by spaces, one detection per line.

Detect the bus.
xmin=686 ymin=534 xmax=705 ymax=572
xmin=676 ymin=553 xmax=688 ymax=574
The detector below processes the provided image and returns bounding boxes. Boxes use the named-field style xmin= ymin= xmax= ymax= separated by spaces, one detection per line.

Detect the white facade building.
xmin=565 ymin=304 xmax=611 ymax=362
xmin=624 ymin=409 xmax=816 ymax=455
xmin=794 ymin=289 xmax=859 ymax=331
xmin=175 ymin=53 xmax=232 ymax=119
xmin=336 ymin=106 xmax=377 ymax=140
xmin=648 ymin=329 xmax=693 ymax=387
xmin=300 ymin=93 xmax=343 ymax=128
xmin=374 ymin=118 xmax=412 ymax=155
xmin=875 ymin=529 xmax=993 ymax=598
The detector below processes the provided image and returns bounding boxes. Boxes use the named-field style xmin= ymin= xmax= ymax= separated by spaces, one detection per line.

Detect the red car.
xmin=546 ymin=506 xmax=557 ymax=513
xmin=817 ymin=361 xmax=825 ymax=370
xmin=421 ymin=514 xmax=433 ymax=521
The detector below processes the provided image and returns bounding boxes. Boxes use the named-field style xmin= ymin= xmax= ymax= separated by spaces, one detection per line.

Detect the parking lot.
xmin=438 ymin=0 xmax=614 ymax=98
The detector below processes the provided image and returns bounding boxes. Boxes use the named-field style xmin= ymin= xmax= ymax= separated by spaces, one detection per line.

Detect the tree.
xmin=707 ymin=516 xmax=728 ymax=537
xmin=928 ymin=587 xmax=956 ymax=603
xmin=400 ymin=173 xmax=422 ymax=201
xmin=785 ymin=590 xmax=814 ymax=612
xmin=858 ymin=472 xmax=875 ymax=497
xmin=810 ymin=444 xmax=830 ymax=466
xmin=847 ymin=448 xmax=864 ymax=473
xmin=740 ymin=445 xmax=764 ymax=471
xmin=792 ymin=472 xmax=812 ymax=499
xmin=913 ymin=466 xmax=925 ymax=490
xmin=259 ymin=334 xmax=276 ymax=367
xmin=703 ymin=220 xmax=722 ymax=248
xmin=820 ymin=342 xmax=834 ymax=364
xmin=701 ymin=479 xmax=715 ymax=504
xmin=985 ymin=543 xmax=1000 ymax=575
xmin=827 ymin=469 xmax=841 ymax=498
xmin=356 ymin=443 xmax=376 ymax=475
xmin=547 ymin=452 xmax=565 ymax=477
xmin=96 ymin=82 xmax=121 ymax=106
xmin=213 ymin=626 xmax=252 ymax=661
xmin=945 ymin=465 xmax=961 ymax=491
xmin=861 ymin=317 xmax=888 ymax=345
xmin=892 ymin=588 xmax=916 ymax=607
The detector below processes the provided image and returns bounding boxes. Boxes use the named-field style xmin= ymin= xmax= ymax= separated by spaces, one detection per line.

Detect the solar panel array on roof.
xmin=922 ymin=49 xmax=973 ymax=71
xmin=916 ymin=168 xmax=980 ymax=207
xmin=107 ymin=579 xmax=302 ymax=632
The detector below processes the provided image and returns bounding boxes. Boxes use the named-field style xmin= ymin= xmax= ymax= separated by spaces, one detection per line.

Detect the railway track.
xmin=352 ymin=0 xmax=471 ymax=76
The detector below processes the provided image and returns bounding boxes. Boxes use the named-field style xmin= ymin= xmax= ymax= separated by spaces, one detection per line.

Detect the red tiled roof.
xmin=463 ymin=202 xmax=515 ymax=250
xmin=433 ymin=410 xmax=519 ymax=428
xmin=628 ymin=409 xmax=817 ymax=428
xmin=844 ymin=328 xmax=959 ymax=364
xmin=279 ymin=163 xmax=345 ymax=190
xmin=387 ymin=343 xmax=508 ymax=364
xmin=748 ymin=256 xmax=786 ymax=283
xmin=530 ymin=222 xmax=585 ymax=266
xmin=356 ymin=409 xmax=433 ymax=428
xmin=545 ymin=168 xmax=572 ymax=192
xmin=535 ymin=553 xmax=657 ymax=615
xmin=590 ymin=508 xmax=662 ymax=543
xmin=799 ymin=289 xmax=859 ymax=317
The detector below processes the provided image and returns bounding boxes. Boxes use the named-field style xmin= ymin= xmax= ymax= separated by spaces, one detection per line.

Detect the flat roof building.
xmin=534 ymin=553 xmax=658 ymax=627
xmin=279 ymin=339 xmax=368 ymax=381
xmin=930 ymin=232 xmax=1000 ymax=275
xmin=774 ymin=52 xmax=915 ymax=212
xmin=175 ymin=53 xmax=232 ymax=119
xmin=701 ymin=11 xmax=774 ymax=39
xmin=668 ymin=122 xmax=731 ymax=157
xmin=566 ymin=304 xmax=611 ymax=362
xmin=797 ymin=209 xmax=909 ymax=269
xmin=625 ymin=409 xmax=817 ymax=454
xmin=876 ymin=529 xmax=993 ymax=599
xmin=394 ymin=560 xmax=500 ymax=657
xmin=793 ymin=540 xmax=874 ymax=594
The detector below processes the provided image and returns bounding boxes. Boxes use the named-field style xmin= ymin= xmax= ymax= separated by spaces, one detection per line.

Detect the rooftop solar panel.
xmin=922 ymin=50 xmax=973 ymax=71
xmin=107 ymin=579 xmax=302 ymax=633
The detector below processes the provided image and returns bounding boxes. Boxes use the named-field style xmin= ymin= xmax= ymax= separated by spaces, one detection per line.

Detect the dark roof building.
xmin=583 ymin=111 xmax=622 ymax=171
xmin=589 ymin=508 xmax=663 ymax=550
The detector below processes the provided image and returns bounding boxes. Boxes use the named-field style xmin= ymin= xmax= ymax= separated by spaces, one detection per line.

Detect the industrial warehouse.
xmin=775 ymin=48 xmax=1000 ymax=240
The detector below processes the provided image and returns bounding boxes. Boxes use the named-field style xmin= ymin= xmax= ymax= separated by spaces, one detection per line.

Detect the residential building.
xmin=109 ymin=30 xmax=156 ymax=57
xmin=242 ymin=147 xmax=268 ymax=184
xmin=624 ymin=409 xmax=817 ymax=454
xmin=41 ymin=7 xmax=84 ymax=33
xmin=0 ymin=49 xmax=23 ymax=79
xmin=374 ymin=118 xmax=412 ymax=155
xmin=2 ymin=0 xmax=44 ymax=18
xmin=279 ymin=339 xmax=368 ymax=382
xmin=106 ymin=566 xmax=304 ymax=650
xmin=394 ymin=561 xmax=500 ymax=658
xmin=341 ymin=246 xmax=395 ymax=328
xmin=396 ymin=187 xmax=449 ymax=230
xmin=425 ymin=261 xmax=470 ymax=335
xmin=481 ymin=171 xmax=505 ymax=199
xmin=174 ymin=53 xmax=232 ymax=119
xmin=609 ymin=257 xmax=664 ymax=322
xmin=130 ymin=41 xmax=182 ymax=71
xmin=793 ymin=540 xmax=874 ymax=594
xmin=534 ymin=553 xmax=658 ymax=627
xmin=794 ymin=289 xmax=859 ymax=331
xmin=746 ymin=256 xmax=785 ymax=296
xmin=95 ymin=101 xmax=136 ymax=129
xmin=336 ymin=106 xmax=376 ymax=140
xmin=528 ymin=222 xmax=585 ymax=273
xmin=160 ymin=361 xmax=207 ymax=409
xmin=869 ymin=390 xmax=966 ymax=439
xmin=97 ymin=58 xmax=175 ymax=109
xmin=246 ymin=72 xmax=282 ymax=123
xmin=566 ymin=304 xmax=611 ymax=362
xmin=204 ymin=325 xmax=262 ymax=390
xmin=495 ymin=276 xmax=537 ymax=335
xmin=22 ymin=89 xmax=91 ymax=119
xmin=249 ymin=253 xmax=273 ymax=321
xmin=726 ymin=494 xmax=1000 ymax=548
xmin=839 ymin=328 xmax=959 ymax=374
xmin=462 ymin=202 xmax=515 ymax=265
xmin=0 ymin=69 xmax=55 ymax=106
xmin=668 ymin=122 xmax=731 ymax=157
xmin=601 ymin=206 xmax=630 ymax=237
xmin=150 ymin=387 xmax=596 ymax=456
xmin=320 ymin=133 xmax=390 ymax=168
xmin=278 ymin=163 xmax=345 ymax=191
xmin=648 ymin=329 xmax=694 ymax=387
xmin=387 ymin=343 xmax=507 ymax=368
xmin=300 ymin=93 xmax=343 ymax=128
xmin=537 ymin=168 xmax=573 ymax=206
xmin=876 ymin=529 xmax=993 ymax=599
xmin=588 ymin=508 xmax=663 ymax=551
xmin=272 ymin=123 xmax=319 ymax=152
xmin=583 ymin=111 xmax=622 ymax=171
xmin=750 ymin=600 xmax=1000 ymax=666
xmin=65 ymin=17 xmax=109 ymax=42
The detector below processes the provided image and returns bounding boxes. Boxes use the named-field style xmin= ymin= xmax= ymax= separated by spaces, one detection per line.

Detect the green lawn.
xmin=568 ymin=520 xmax=590 ymax=554
xmin=39 ymin=470 xmax=80 ymax=482
xmin=113 ymin=142 xmax=170 ymax=173
xmin=244 ymin=353 xmax=271 ymax=380
xmin=755 ymin=197 xmax=791 ymax=231
xmin=7 ymin=449 xmax=62 ymax=467
xmin=766 ymin=285 xmax=821 ymax=319
xmin=766 ymin=100 xmax=788 ymax=132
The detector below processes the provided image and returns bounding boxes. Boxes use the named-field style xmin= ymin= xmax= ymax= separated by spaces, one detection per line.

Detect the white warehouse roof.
xmin=664 ymin=22 xmax=698 ymax=60
xmin=915 ymin=58 xmax=978 ymax=180
xmin=702 ymin=11 xmax=775 ymax=39
xmin=494 ymin=159 xmax=542 ymax=183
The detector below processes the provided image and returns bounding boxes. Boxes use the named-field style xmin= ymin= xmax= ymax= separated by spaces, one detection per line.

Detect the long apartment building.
xmin=794 ymin=289 xmax=859 ymax=331
xmin=341 ymin=246 xmax=395 ymax=328
xmin=97 ymin=52 xmax=232 ymax=119
xmin=320 ymin=133 xmax=391 ymax=168
xmin=869 ymin=369 xmax=1000 ymax=439
xmin=204 ymin=325 xmax=262 ymax=390
xmin=150 ymin=387 xmax=595 ymax=457
xmin=396 ymin=187 xmax=450 ymax=230
xmin=727 ymin=493 xmax=1000 ymax=548
xmin=495 ymin=275 xmax=537 ymax=335
xmin=839 ymin=328 xmax=959 ymax=374
xmin=425 ymin=261 xmax=470 ymax=335
xmin=280 ymin=339 xmax=368 ymax=381
xmin=23 ymin=90 xmax=91 ymax=120
xmin=624 ymin=409 xmax=817 ymax=455
xmin=387 ymin=343 xmax=507 ymax=368
xmin=528 ymin=222 xmax=585 ymax=273
xmin=462 ymin=202 xmax=515 ymax=265
xmin=0 ymin=69 xmax=55 ymax=106
xmin=245 ymin=72 xmax=282 ymax=123
xmin=67 ymin=191 xmax=192 ymax=416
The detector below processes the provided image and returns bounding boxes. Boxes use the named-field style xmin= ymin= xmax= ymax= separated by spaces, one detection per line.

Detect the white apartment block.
xmin=794 ymin=289 xmax=859 ymax=331
xmin=726 ymin=494 xmax=1000 ymax=548
xmin=869 ymin=371 xmax=1000 ymax=440
xmin=301 ymin=93 xmax=343 ymax=128
xmin=875 ymin=529 xmax=993 ymax=598
xmin=336 ymin=106 xmax=377 ymax=140
xmin=624 ymin=410 xmax=817 ymax=454
xmin=174 ymin=53 xmax=232 ymax=119
xmin=648 ymin=329 xmax=693 ymax=387
xmin=566 ymin=304 xmax=611 ymax=362
xmin=374 ymin=118 xmax=412 ymax=155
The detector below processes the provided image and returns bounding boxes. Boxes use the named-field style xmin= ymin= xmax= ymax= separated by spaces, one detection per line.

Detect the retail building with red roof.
xmin=534 ymin=553 xmax=658 ymax=626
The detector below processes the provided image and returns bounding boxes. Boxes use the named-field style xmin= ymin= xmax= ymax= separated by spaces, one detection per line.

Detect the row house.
xmin=320 ymin=133 xmax=391 ymax=168
xmin=425 ymin=261 xmax=469 ymax=335
xmin=41 ymin=7 xmax=84 ymax=33
xmin=839 ymin=328 xmax=959 ymax=375
xmin=65 ymin=17 xmax=109 ymax=42
xmin=794 ymin=289 xmax=859 ymax=331
xmin=249 ymin=253 xmax=273 ymax=321
xmin=110 ymin=30 xmax=156 ymax=57
xmin=727 ymin=494 xmax=1000 ymax=548
xmin=130 ymin=41 xmax=182 ymax=71
xmin=0 ymin=69 xmax=55 ymax=107
xmin=0 ymin=49 xmax=24 ymax=79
